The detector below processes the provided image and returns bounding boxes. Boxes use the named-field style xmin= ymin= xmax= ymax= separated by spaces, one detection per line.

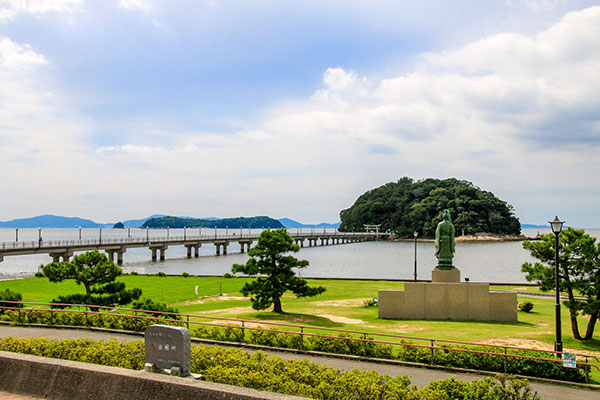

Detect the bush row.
xmin=0 ymin=309 xmax=183 ymax=332
xmin=0 ymin=308 xmax=587 ymax=382
xmin=192 ymin=325 xmax=586 ymax=382
xmin=0 ymin=337 xmax=539 ymax=400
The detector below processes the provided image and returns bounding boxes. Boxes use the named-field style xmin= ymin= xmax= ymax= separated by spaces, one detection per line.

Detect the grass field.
xmin=1 ymin=274 xmax=599 ymax=381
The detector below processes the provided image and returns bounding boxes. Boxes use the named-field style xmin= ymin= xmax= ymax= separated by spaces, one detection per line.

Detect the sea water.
xmin=1 ymin=228 xmax=598 ymax=283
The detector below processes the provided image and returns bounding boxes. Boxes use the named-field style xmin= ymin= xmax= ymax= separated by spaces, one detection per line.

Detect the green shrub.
xmin=182 ymin=272 xmax=190 ymax=278
xmin=223 ymin=272 xmax=233 ymax=278
xmin=518 ymin=302 xmax=534 ymax=313
xmin=130 ymin=271 xmax=139 ymax=275
xmin=0 ymin=307 xmax=586 ymax=382
xmin=0 ymin=337 xmax=541 ymax=400
xmin=155 ymin=272 xmax=167 ymax=277
xmin=131 ymin=298 xmax=180 ymax=318
xmin=0 ymin=289 xmax=23 ymax=313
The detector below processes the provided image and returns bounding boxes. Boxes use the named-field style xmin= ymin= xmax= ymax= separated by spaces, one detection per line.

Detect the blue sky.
xmin=0 ymin=0 xmax=599 ymax=227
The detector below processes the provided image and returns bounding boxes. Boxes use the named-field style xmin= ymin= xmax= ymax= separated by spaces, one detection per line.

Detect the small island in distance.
xmin=141 ymin=216 xmax=283 ymax=229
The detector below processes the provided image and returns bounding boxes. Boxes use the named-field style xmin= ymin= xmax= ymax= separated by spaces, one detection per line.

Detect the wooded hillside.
xmin=339 ymin=177 xmax=521 ymax=238
xmin=141 ymin=216 xmax=283 ymax=229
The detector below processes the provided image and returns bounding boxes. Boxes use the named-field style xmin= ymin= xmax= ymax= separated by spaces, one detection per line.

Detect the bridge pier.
xmin=214 ymin=241 xmax=229 ymax=256
xmin=239 ymin=240 xmax=252 ymax=253
xmin=150 ymin=245 xmax=167 ymax=262
xmin=49 ymin=250 xmax=73 ymax=263
xmin=185 ymin=243 xmax=201 ymax=258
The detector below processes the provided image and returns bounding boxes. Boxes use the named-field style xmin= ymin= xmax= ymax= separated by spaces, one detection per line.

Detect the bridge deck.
xmin=0 ymin=231 xmax=386 ymax=264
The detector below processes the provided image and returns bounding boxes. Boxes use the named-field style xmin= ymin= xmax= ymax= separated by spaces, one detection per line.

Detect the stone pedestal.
xmin=378 ymin=273 xmax=517 ymax=322
xmin=432 ymin=268 xmax=461 ymax=283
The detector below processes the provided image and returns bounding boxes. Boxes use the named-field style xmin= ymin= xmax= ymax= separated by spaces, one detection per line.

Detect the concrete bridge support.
xmin=185 ymin=243 xmax=201 ymax=258
xmin=238 ymin=240 xmax=252 ymax=253
xmin=49 ymin=251 xmax=73 ymax=263
xmin=150 ymin=245 xmax=167 ymax=262
xmin=105 ymin=247 xmax=126 ymax=266
xmin=214 ymin=241 xmax=229 ymax=256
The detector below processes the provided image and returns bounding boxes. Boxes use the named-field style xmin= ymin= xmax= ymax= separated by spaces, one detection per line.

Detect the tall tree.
xmin=42 ymin=251 xmax=141 ymax=308
xmin=232 ymin=229 xmax=325 ymax=313
xmin=339 ymin=177 xmax=521 ymax=237
xmin=522 ymin=228 xmax=600 ymax=340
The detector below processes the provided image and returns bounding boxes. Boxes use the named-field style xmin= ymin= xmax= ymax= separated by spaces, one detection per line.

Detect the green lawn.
xmin=2 ymin=274 xmax=599 ymax=379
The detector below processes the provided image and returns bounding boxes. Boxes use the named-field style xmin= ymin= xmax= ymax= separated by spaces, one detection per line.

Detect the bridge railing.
xmin=0 ymin=300 xmax=597 ymax=383
xmin=0 ymin=231 xmax=383 ymax=251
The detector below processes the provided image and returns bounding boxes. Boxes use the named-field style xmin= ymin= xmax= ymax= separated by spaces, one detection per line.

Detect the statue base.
xmin=377 ymin=267 xmax=517 ymax=322
xmin=432 ymin=268 xmax=460 ymax=283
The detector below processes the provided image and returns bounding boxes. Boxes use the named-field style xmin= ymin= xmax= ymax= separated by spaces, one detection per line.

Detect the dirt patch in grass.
xmin=194 ymin=306 xmax=254 ymax=316
xmin=366 ymin=323 xmax=426 ymax=334
xmin=318 ymin=314 xmax=364 ymax=324
xmin=312 ymin=299 xmax=365 ymax=307
xmin=179 ymin=294 xmax=247 ymax=305
xmin=482 ymin=338 xmax=554 ymax=351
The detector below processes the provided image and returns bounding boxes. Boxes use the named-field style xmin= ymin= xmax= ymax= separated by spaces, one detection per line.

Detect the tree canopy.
xmin=142 ymin=216 xmax=283 ymax=229
xmin=339 ymin=177 xmax=521 ymax=238
xmin=232 ymin=229 xmax=325 ymax=313
xmin=42 ymin=251 xmax=141 ymax=308
xmin=522 ymin=228 xmax=600 ymax=340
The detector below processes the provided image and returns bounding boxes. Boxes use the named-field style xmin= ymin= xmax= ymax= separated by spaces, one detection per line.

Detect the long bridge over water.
xmin=0 ymin=230 xmax=386 ymax=265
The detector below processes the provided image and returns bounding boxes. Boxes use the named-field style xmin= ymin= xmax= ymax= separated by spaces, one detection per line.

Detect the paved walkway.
xmin=0 ymin=325 xmax=598 ymax=400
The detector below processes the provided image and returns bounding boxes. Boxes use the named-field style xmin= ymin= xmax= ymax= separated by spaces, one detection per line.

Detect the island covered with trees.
xmin=339 ymin=177 xmax=521 ymax=238
xmin=141 ymin=215 xmax=283 ymax=229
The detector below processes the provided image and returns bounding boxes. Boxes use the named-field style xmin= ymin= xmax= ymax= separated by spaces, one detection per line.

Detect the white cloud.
xmin=0 ymin=37 xmax=47 ymax=68
xmin=116 ymin=0 xmax=154 ymax=14
xmin=1 ymin=4 xmax=599 ymax=225
xmin=0 ymin=0 xmax=83 ymax=22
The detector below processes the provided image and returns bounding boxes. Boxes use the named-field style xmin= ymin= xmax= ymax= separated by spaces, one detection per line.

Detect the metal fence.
xmin=0 ymin=301 xmax=597 ymax=383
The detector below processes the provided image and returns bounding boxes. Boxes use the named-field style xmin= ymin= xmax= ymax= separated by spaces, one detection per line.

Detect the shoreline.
xmin=393 ymin=234 xmax=537 ymax=243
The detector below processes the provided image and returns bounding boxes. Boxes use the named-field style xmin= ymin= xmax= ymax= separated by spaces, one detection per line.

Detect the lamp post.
xmin=550 ymin=216 xmax=564 ymax=355
xmin=413 ymin=231 xmax=418 ymax=281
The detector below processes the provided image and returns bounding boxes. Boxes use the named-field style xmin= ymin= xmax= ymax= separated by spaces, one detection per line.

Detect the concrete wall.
xmin=378 ymin=282 xmax=517 ymax=322
xmin=0 ymin=350 xmax=306 ymax=400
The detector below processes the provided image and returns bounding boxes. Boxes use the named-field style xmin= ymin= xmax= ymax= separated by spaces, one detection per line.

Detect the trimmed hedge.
xmin=0 ymin=308 xmax=588 ymax=382
xmin=0 ymin=337 xmax=540 ymax=400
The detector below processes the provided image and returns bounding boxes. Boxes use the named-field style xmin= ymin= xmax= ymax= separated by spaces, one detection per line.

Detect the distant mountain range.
xmin=521 ymin=224 xmax=549 ymax=229
xmin=0 ymin=214 xmax=103 ymax=228
xmin=278 ymin=218 xmax=341 ymax=229
xmin=0 ymin=214 xmax=341 ymax=229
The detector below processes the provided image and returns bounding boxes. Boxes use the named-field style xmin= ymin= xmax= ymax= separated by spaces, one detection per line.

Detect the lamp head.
xmin=549 ymin=216 xmax=564 ymax=234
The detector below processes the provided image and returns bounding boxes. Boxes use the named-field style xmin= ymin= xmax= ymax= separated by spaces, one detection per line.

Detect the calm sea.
xmin=1 ymin=228 xmax=598 ymax=283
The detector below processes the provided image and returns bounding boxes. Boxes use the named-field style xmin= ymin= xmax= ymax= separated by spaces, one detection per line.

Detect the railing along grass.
xmin=1 ymin=301 xmax=598 ymax=384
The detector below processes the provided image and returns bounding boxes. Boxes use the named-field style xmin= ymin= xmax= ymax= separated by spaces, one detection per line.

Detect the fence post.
xmin=300 ymin=327 xmax=304 ymax=351
xmin=186 ymin=315 xmax=189 ymax=330
xmin=585 ymin=356 xmax=590 ymax=383
xmin=504 ymin=347 xmax=508 ymax=373
xmin=85 ymin=309 xmax=89 ymax=326
xmin=363 ymin=334 xmax=368 ymax=357
xmin=430 ymin=340 xmax=436 ymax=365
xmin=241 ymin=321 xmax=245 ymax=344
xmin=134 ymin=312 xmax=138 ymax=331
xmin=18 ymin=309 xmax=21 ymax=324
xmin=50 ymin=310 xmax=54 ymax=326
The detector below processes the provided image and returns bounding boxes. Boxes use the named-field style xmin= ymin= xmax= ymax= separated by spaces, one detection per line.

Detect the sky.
xmin=0 ymin=0 xmax=599 ymax=227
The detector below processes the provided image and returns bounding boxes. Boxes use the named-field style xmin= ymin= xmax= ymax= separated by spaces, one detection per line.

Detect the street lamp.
xmin=550 ymin=216 xmax=564 ymax=355
xmin=413 ymin=231 xmax=418 ymax=281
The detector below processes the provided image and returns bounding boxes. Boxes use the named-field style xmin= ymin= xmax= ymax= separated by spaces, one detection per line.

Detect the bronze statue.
xmin=435 ymin=209 xmax=455 ymax=269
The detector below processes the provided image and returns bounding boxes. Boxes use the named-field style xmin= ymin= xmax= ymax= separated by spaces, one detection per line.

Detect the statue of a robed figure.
xmin=435 ymin=209 xmax=455 ymax=269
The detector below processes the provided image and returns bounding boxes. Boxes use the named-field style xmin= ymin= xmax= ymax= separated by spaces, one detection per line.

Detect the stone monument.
xmin=144 ymin=324 xmax=191 ymax=377
xmin=432 ymin=209 xmax=461 ymax=283
xmin=378 ymin=210 xmax=517 ymax=322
